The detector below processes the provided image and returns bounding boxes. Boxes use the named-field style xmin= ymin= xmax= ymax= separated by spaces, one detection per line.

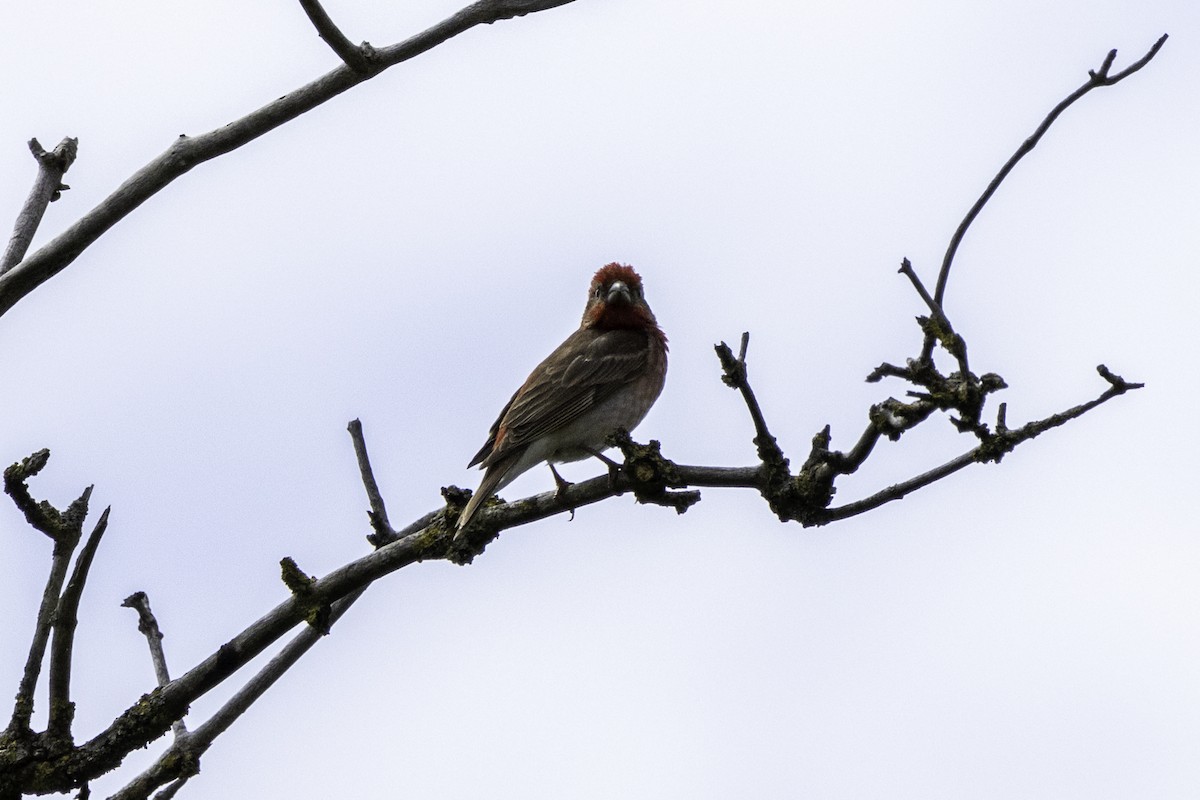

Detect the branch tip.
xmin=2 ymin=137 xmax=79 ymax=273
xmin=347 ymin=417 xmax=395 ymax=542
xmin=1096 ymin=364 xmax=1144 ymax=393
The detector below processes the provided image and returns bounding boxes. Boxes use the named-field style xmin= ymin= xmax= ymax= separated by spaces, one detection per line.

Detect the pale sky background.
xmin=1 ymin=1 xmax=1198 ymax=798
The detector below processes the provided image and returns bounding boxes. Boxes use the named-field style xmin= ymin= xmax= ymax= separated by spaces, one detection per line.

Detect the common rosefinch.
xmin=455 ymin=263 xmax=668 ymax=537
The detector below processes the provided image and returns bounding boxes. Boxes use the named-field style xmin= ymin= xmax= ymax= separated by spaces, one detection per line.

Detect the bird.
xmin=455 ymin=263 xmax=668 ymax=538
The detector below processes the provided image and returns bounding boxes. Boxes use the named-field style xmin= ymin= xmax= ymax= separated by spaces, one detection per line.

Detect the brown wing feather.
xmin=477 ymin=327 xmax=651 ymax=468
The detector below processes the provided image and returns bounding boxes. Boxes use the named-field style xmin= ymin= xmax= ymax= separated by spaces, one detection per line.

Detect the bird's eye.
xmin=593 ymin=286 xmax=604 ymax=298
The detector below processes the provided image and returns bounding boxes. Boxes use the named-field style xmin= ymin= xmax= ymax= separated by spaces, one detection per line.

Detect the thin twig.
xmin=899 ymin=257 xmax=969 ymax=375
xmin=120 ymin=592 xmax=188 ymax=741
xmin=7 ymin=535 xmax=79 ymax=736
xmin=973 ymin=364 xmax=1143 ymax=462
xmin=898 ymin=258 xmax=945 ymax=325
xmin=715 ymin=333 xmax=787 ymax=468
xmin=47 ymin=507 xmax=111 ymax=742
xmin=347 ymin=419 xmax=395 ymax=542
xmin=821 ymin=449 xmax=978 ymax=523
xmin=297 ymin=0 xmax=372 ymax=73
xmin=710 ymin=333 xmax=798 ymax=519
xmin=0 ymin=137 xmax=78 ymax=275
xmin=932 ymin=35 xmax=1167 ymax=312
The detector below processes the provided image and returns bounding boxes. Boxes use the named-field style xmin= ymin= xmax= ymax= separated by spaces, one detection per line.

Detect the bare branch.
xmin=348 ymin=419 xmax=396 ymax=544
xmin=109 ymin=419 xmax=403 ymax=798
xmin=6 ymin=538 xmax=78 ymax=737
xmin=120 ymin=592 xmax=187 ymax=741
xmin=47 ymin=506 xmax=111 ymax=743
xmin=110 ymin=586 xmax=369 ymax=800
xmin=0 ymin=0 xmax=579 ymax=322
xmin=973 ymin=364 xmax=1143 ymax=463
xmin=898 ymin=258 xmax=969 ymax=375
xmin=297 ymin=0 xmax=373 ymax=73
xmin=4 ymin=449 xmax=62 ymax=538
xmin=822 ymin=450 xmax=978 ymax=523
xmin=715 ymin=333 xmax=789 ymax=470
xmin=1096 ymin=363 xmax=1144 ymax=393
xmin=922 ymin=34 xmax=1168 ymax=363
xmin=4 ymin=451 xmax=93 ymax=737
xmin=823 ymin=367 xmax=1143 ymax=521
xmin=0 ymin=137 xmax=78 ymax=275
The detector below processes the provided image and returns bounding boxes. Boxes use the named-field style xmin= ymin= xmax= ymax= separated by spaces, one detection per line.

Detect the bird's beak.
xmin=606 ymin=281 xmax=632 ymax=305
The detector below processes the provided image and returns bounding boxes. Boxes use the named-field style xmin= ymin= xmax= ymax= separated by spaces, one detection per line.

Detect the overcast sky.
xmin=2 ymin=1 xmax=1198 ymax=798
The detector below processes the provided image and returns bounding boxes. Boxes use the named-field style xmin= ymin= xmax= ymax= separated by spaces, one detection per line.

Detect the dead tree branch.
xmin=121 ymin=591 xmax=188 ymax=744
xmin=46 ymin=506 xmax=110 ymax=744
xmin=823 ymin=364 xmax=1142 ymax=521
xmin=920 ymin=33 xmax=1168 ymax=362
xmin=0 ymin=137 xmax=78 ymax=275
xmin=349 ymin=418 xmax=396 ymax=544
xmin=3 ymin=451 xmax=94 ymax=739
xmin=109 ymin=421 xmax=398 ymax=799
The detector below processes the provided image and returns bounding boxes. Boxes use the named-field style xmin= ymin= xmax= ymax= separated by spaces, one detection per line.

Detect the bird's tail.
xmin=454 ymin=460 xmax=511 ymax=541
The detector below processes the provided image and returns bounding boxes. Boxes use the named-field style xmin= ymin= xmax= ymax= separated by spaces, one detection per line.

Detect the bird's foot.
xmin=584 ymin=448 xmax=623 ymax=493
xmin=548 ymin=464 xmax=577 ymax=521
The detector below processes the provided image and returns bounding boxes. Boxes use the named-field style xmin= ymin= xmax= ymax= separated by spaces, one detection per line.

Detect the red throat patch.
xmin=592 ymin=302 xmax=654 ymax=331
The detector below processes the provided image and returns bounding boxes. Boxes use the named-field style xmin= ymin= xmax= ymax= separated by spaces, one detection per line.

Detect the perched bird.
xmin=456 ymin=263 xmax=668 ymax=537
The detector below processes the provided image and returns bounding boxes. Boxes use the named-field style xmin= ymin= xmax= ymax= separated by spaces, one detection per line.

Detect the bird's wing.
xmin=479 ymin=327 xmax=650 ymax=466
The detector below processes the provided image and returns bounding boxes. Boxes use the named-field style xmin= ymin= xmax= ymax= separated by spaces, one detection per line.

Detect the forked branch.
xmin=0 ymin=137 xmax=78 ymax=275
xmin=3 ymin=451 xmax=94 ymax=739
xmin=110 ymin=421 xmax=398 ymax=799
xmin=922 ymin=33 xmax=1167 ymax=361
xmin=46 ymin=506 xmax=110 ymax=742
xmin=298 ymin=0 xmax=374 ymax=73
